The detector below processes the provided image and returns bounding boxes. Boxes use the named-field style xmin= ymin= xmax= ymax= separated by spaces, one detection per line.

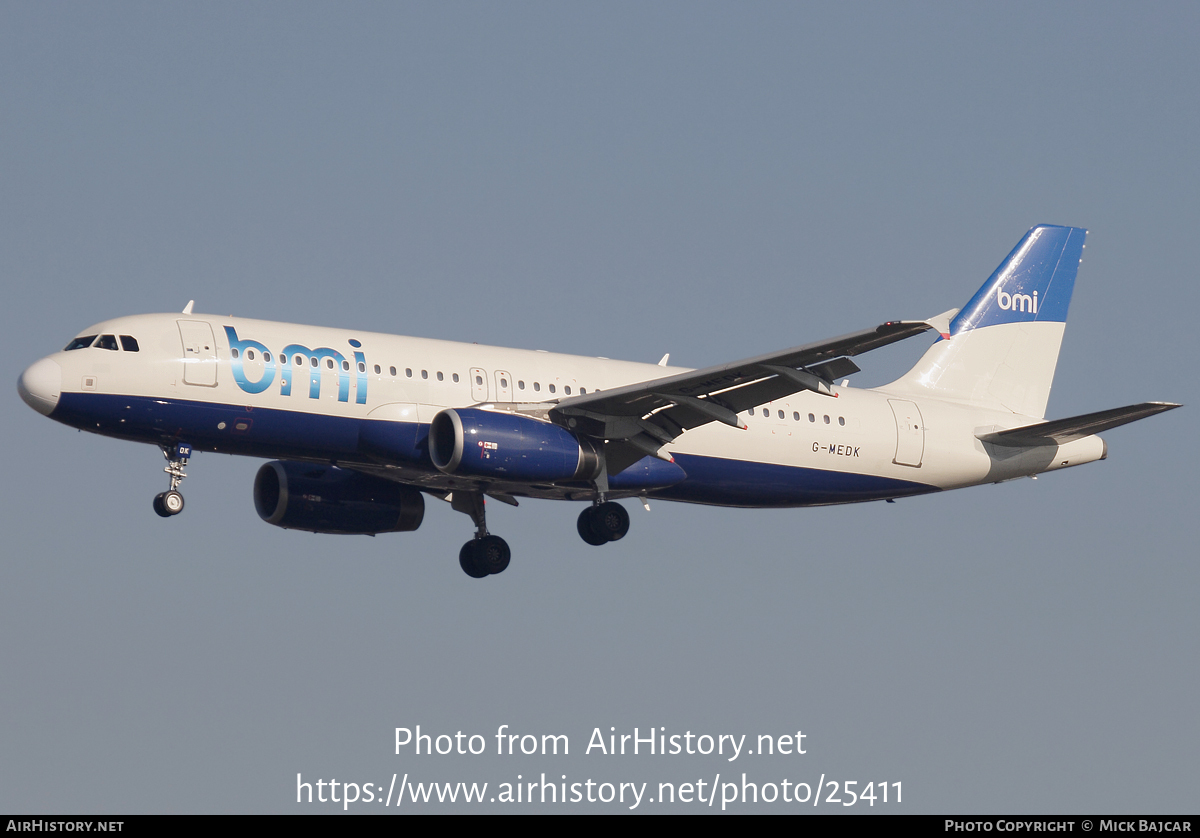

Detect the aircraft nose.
xmin=18 ymin=357 xmax=62 ymax=416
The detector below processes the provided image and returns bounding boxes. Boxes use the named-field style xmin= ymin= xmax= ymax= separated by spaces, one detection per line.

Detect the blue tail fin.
xmin=949 ymin=225 xmax=1086 ymax=334
xmin=887 ymin=225 xmax=1087 ymax=419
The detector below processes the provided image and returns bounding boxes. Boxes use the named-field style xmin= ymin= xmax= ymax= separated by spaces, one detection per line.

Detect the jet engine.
xmin=253 ymin=460 xmax=425 ymax=534
xmin=429 ymin=408 xmax=601 ymax=483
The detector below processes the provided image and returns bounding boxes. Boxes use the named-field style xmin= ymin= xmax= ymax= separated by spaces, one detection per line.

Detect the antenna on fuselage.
xmin=182 ymin=300 xmax=194 ymax=315
xmin=658 ymin=353 xmax=669 ymax=366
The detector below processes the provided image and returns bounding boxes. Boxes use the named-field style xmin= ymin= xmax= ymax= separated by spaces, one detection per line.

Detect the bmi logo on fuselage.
xmin=223 ymin=326 xmax=368 ymax=404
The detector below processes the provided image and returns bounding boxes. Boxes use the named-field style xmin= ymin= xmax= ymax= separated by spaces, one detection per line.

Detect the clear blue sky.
xmin=1 ymin=2 xmax=1196 ymax=812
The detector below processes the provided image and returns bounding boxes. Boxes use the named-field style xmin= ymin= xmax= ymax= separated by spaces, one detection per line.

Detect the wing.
xmin=550 ymin=314 xmax=951 ymax=472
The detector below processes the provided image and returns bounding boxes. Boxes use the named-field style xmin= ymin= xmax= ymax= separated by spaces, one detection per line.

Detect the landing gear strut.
xmin=153 ymin=442 xmax=191 ymax=518
xmin=577 ymin=500 xmax=630 ymax=545
xmin=452 ymin=491 xmax=511 ymax=578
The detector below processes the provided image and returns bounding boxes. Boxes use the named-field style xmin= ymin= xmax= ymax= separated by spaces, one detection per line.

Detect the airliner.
xmin=17 ymin=225 xmax=1179 ymax=577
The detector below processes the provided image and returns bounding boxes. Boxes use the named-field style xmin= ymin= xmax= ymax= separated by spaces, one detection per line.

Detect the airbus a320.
xmin=17 ymin=225 xmax=1179 ymax=577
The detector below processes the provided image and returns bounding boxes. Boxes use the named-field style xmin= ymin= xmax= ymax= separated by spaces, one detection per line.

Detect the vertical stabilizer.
xmin=886 ymin=225 xmax=1086 ymax=418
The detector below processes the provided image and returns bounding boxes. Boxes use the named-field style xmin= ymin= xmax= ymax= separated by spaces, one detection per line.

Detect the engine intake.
xmin=429 ymin=408 xmax=601 ymax=483
xmin=253 ymin=460 xmax=424 ymax=535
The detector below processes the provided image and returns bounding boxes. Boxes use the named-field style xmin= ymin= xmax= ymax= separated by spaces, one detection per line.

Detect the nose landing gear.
xmin=153 ymin=443 xmax=191 ymax=518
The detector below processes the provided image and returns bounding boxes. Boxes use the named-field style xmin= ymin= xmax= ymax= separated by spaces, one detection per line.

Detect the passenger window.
xmin=231 ymin=348 xmax=240 ymax=359
xmin=518 ymin=381 xmax=525 ymax=390
xmin=263 ymin=352 xmax=271 ymax=363
xmin=823 ymin=415 xmax=830 ymax=424
xmin=808 ymin=413 xmax=815 ymax=422
xmin=549 ymin=384 xmax=556 ymax=393
xmin=563 ymin=385 xmax=570 ymax=395
xmin=793 ymin=412 xmax=800 ymax=421
xmin=437 ymin=371 xmax=444 ymax=381
xmin=839 ymin=416 xmax=845 ymax=426
xmin=580 ymin=388 xmax=586 ymax=394
xmin=778 ymin=410 xmax=784 ymax=419
xmin=421 ymin=370 xmax=428 ymax=379
xmin=310 ymin=357 xmax=318 ymax=368
xmin=453 ymin=373 xmax=460 ymax=383
xmin=341 ymin=360 xmax=349 ymax=371
xmin=374 ymin=364 xmax=381 ymax=374
xmin=246 ymin=349 xmax=256 ymax=360
xmin=406 ymin=368 xmax=412 ymax=377
xmin=64 ymin=335 xmax=97 ymax=351
xmin=95 ymin=334 xmax=118 ymax=351
xmin=390 ymin=366 xmax=397 ymax=376
xmin=534 ymin=382 xmax=541 ymax=392
xmin=327 ymin=359 xmax=335 ymax=369
xmin=119 ymin=335 xmax=139 ymax=352
xmin=359 ymin=362 xmax=367 ymax=373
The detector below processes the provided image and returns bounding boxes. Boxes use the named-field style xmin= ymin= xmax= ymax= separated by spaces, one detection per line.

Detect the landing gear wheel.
xmin=162 ymin=490 xmax=185 ymax=515
xmin=153 ymin=491 xmax=184 ymax=517
xmin=459 ymin=541 xmax=489 ymax=578
xmin=577 ymin=507 xmax=609 ymax=546
xmin=477 ymin=535 xmax=511 ymax=575
xmin=593 ymin=501 xmax=630 ymax=542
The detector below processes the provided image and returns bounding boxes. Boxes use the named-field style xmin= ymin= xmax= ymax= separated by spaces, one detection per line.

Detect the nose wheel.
xmin=153 ymin=443 xmax=192 ymax=518
xmin=153 ymin=490 xmax=185 ymax=517
xmin=577 ymin=501 xmax=630 ymax=545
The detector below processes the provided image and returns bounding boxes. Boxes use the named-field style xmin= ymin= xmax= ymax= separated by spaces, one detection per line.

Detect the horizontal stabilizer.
xmin=977 ymin=402 xmax=1181 ymax=447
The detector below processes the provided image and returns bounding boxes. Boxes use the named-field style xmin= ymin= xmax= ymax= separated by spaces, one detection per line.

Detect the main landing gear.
xmin=153 ymin=442 xmax=192 ymax=518
xmin=452 ymin=491 xmax=511 ymax=578
xmin=577 ymin=500 xmax=630 ymax=546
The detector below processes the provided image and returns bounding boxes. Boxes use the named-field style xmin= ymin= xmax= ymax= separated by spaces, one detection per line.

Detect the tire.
xmin=163 ymin=490 xmax=185 ymax=515
xmin=459 ymin=541 xmax=489 ymax=578
xmin=593 ymin=501 xmax=630 ymax=542
xmin=152 ymin=493 xmax=171 ymax=518
xmin=577 ymin=507 xmax=609 ymax=546
xmin=478 ymin=535 xmax=511 ymax=575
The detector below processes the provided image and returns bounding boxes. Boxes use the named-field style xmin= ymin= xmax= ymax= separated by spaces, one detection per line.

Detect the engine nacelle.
xmin=253 ymin=460 xmax=424 ymax=535
xmin=429 ymin=408 xmax=601 ymax=483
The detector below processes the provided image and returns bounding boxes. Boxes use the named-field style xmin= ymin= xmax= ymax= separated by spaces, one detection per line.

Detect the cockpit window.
xmin=64 ymin=335 xmax=98 ymax=351
xmin=94 ymin=335 xmax=119 ymax=351
xmin=119 ymin=335 xmax=140 ymax=352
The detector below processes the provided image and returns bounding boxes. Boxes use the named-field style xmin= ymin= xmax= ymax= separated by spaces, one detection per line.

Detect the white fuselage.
xmin=27 ymin=312 xmax=1106 ymax=508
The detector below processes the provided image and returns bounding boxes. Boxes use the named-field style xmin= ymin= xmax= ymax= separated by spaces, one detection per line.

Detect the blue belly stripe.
xmin=52 ymin=393 xmax=936 ymax=507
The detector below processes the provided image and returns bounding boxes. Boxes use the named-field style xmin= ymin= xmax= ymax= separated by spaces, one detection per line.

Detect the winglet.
xmin=182 ymin=300 xmax=195 ymax=315
xmin=923 ymin=308 xmax=959 ymax=339
xmin=658 ymin=353 xmax=670 ymax=367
